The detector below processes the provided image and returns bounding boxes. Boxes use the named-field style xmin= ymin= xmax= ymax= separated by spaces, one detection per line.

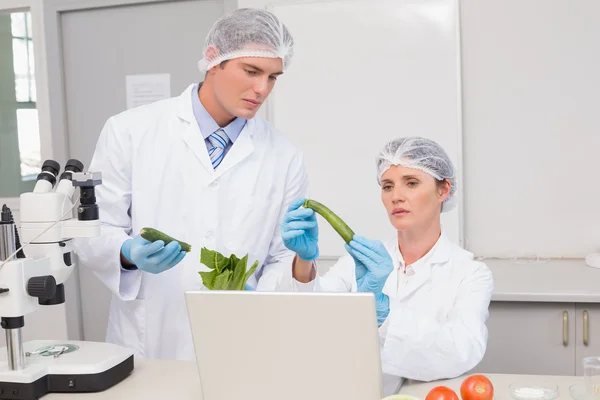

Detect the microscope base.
xmin=0 ymin=340 xmax=134 ymax=400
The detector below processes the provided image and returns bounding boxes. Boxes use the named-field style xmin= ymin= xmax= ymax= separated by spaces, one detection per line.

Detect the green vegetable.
xmin=303 ymin=199 xmax=355 ymax=244
xmin=198 ymin=247 xmax=258 ymax=290
xmin=139 ymin=227 xmax=192 ymax=252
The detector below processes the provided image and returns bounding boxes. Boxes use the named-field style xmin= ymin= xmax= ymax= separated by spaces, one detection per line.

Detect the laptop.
xmin=184 ymin=291 xmax=383 ymax=400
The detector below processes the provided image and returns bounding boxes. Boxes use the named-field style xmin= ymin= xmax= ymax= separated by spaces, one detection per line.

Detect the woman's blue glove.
xmin=121 ymin=234 xmax=186 ymax=274
xmin=281 ymin=197 xmax=319 ymax=261
xmin=376 ymin=293 xmax=390 ymax=326
xmin=345 ymin=236 xmax=393 ymax=327
xmin=244 ymin=284 xmax=255 ymax=291
xmin=345 ymin=235 xmax=394 ymax=295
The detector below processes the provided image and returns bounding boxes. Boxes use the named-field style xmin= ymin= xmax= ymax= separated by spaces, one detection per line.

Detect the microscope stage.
xmin=0 ymin=340 xmax=133 ymax=399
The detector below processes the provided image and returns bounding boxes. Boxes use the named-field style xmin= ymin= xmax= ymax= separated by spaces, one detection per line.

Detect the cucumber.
xmin=303 ymin=199 xmax=355 ymax=244
xmin=140 ymin=227 xmax=192 ymax=252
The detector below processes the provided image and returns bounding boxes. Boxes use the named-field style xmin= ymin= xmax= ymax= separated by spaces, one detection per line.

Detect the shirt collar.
xmin=191 ymin=82 xmax=246 ymax=142
xmin=393 ymin=231 xmax=452 ymax=269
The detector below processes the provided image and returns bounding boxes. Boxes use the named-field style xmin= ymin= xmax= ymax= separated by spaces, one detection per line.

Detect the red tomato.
xmin=425 ymin=386 xmax=460 ymax=400
xmin=460 ymin=375 xmax=494 ymax=400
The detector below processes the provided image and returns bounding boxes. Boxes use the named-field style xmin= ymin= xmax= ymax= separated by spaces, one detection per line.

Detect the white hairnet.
xmin=376 ymin=137 xmax=457 ymax=212
xmin=198 ymin=8 xmax=294 ymax=73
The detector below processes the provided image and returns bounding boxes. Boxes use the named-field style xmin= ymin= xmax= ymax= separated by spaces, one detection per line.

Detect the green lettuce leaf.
xmin=199 ymin=270 xmax=219 ymax=290
xmin=198 ymin=248 xmax=258 ymax=290
xmin=200 ymin=247 xmax=229 ymax=272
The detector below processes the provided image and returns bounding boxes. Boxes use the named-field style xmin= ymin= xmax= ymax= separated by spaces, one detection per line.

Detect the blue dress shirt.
xmin=191 ymin=82 xmax=247 ymax=160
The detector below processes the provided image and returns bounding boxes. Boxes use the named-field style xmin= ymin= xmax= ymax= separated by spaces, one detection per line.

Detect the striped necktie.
xmin=208 ymin=128 xmax=230 ymax=169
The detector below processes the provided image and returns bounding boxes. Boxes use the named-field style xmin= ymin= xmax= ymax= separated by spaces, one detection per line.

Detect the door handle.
xmin=563 ymin=311 xmax=569 ymax=346
xmin=583 ymin=310 xmax=589 ymax=346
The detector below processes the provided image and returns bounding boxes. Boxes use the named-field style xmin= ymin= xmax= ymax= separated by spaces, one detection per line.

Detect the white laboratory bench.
xmin=40 ymin=258 xmax=598 ymax=399
xmin=44 ymin=359 xmax=201 ymax=399
xmin=472 ymin=259 xmax=600 ymax=377
xmin=400 ymin=373 xmax=584 ymax=400
xmin=41 ymin=357 xmax=584 ymax=399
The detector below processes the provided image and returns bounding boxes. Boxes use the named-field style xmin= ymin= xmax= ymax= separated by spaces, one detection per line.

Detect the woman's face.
xmin=380 ymin=164 xmax=451 ymax=232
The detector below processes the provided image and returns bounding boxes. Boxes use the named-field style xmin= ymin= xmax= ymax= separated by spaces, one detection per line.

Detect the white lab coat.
xmin=73 ymin=84 xmax=308 ymax=360
xmin=275 ymin=233 xmax=493 ymax=395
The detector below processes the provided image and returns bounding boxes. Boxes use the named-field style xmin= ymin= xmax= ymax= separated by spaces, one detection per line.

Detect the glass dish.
xmin=569 ymin=382 xmax=600 ymax=400
xmin=584 ymin=357 xmax=600 ymax=399
xmin=509 ymin=382 xmax=559 ymax=400
xmin=570 ymin=384 xmax=589 ymax=400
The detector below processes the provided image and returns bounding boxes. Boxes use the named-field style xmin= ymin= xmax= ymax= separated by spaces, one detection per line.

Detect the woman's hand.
xmin=346 ymin=236 xmax=393 ymax=325
xmin=345 ymin=235 xmax=393 ymax=295
xmin=281 ymin=197 xmax=319 ymax=261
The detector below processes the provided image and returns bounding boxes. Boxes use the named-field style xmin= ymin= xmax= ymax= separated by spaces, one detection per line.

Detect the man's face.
xmin=210 ymin=56 xmax=283 ymax=120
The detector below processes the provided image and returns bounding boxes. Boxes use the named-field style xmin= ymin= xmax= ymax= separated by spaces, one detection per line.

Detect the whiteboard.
xmin=267 ymin=0 xmax=464 ymax=257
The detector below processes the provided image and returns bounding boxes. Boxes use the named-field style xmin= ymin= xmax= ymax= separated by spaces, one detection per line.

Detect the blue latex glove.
xmin=280 ymin=197 xmax=319 ymax=261
xmin=375 ymin=293 xmax=390 ymax=326
xmin=345 ymin=236 xmax=393 ymax=326
xmin=345 ymin=235 xmax=394 ymax=295
xmin=244 ymin=284 xmax=255 ymax=291
xmin=121 ymin=234 xmax=186 ymax=274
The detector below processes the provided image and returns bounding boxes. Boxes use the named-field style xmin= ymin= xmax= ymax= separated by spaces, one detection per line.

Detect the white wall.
xmin=238 ymin=0 xmax=600 ymax=260
xmin=460 ymin=0 xmax=600 ymax=258
xmin=267 ymin=0 xmax=464 ymax=257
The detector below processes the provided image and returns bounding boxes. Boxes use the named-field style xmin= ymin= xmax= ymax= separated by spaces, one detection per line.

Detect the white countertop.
xmin=40 ymin=358 xmax=584 ymax=399
xmin=45 ymin=358 xmax=202 ymax=399
xmin=400 ymin=372 xmax=584 ymax=400
xmin=484 ymin=258 xmax=600 ymax=303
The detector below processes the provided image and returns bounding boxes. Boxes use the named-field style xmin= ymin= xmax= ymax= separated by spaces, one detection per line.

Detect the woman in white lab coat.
xmin=279 ymin=137 xmax=494 ymax=395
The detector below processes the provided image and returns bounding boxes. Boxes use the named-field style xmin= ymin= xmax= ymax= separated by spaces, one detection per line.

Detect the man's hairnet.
xmin=376 ymin=137 xmax=457 ymax=213
xmin=198 ymin=8 xmax=294 ymax=73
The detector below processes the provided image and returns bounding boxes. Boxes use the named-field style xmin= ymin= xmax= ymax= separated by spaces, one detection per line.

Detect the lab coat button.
xmin=206 ymin=231 xmax=213 ymax=238
xmin=209 ymin=181 xmax=219 ymax=188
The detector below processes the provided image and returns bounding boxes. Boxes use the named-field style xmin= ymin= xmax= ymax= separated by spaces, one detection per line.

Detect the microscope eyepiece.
xmin=35 ymin=160 xmax=61 ymax=188
xmin=42 ymin=160 xmax=60 ymax=176
xmin=66 ymin=159 xmax=84 ymax=172
xmin=59 ymin=159 xmax=84 ymax=182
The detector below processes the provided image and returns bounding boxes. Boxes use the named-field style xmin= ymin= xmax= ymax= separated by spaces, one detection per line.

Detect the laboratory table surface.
xmin=42 ymin=357 xmax=585 ymax=399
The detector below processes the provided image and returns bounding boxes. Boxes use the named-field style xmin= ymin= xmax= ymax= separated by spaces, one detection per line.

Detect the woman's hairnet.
xmin=376 ymin=137 xmax=457 ymax=213
xmin=198 ymin=8 xmax=294 ymax=73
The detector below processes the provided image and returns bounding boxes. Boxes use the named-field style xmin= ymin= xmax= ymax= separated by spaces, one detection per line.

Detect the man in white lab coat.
xmin=279 ymin=137 xmax=494 ymax=396
xmin=73 ymin=8 xmax=307 ymax=360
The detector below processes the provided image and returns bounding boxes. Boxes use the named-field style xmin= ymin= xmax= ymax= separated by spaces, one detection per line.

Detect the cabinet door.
xmin=471 ymin=302 xmax=576 ymax=376
xmin=575 ymin=304 xmax=600 ymax=375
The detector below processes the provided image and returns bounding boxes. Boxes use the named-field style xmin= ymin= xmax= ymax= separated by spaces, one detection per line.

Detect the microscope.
xmin=0 ymin=160 xmax=134 ymax=400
